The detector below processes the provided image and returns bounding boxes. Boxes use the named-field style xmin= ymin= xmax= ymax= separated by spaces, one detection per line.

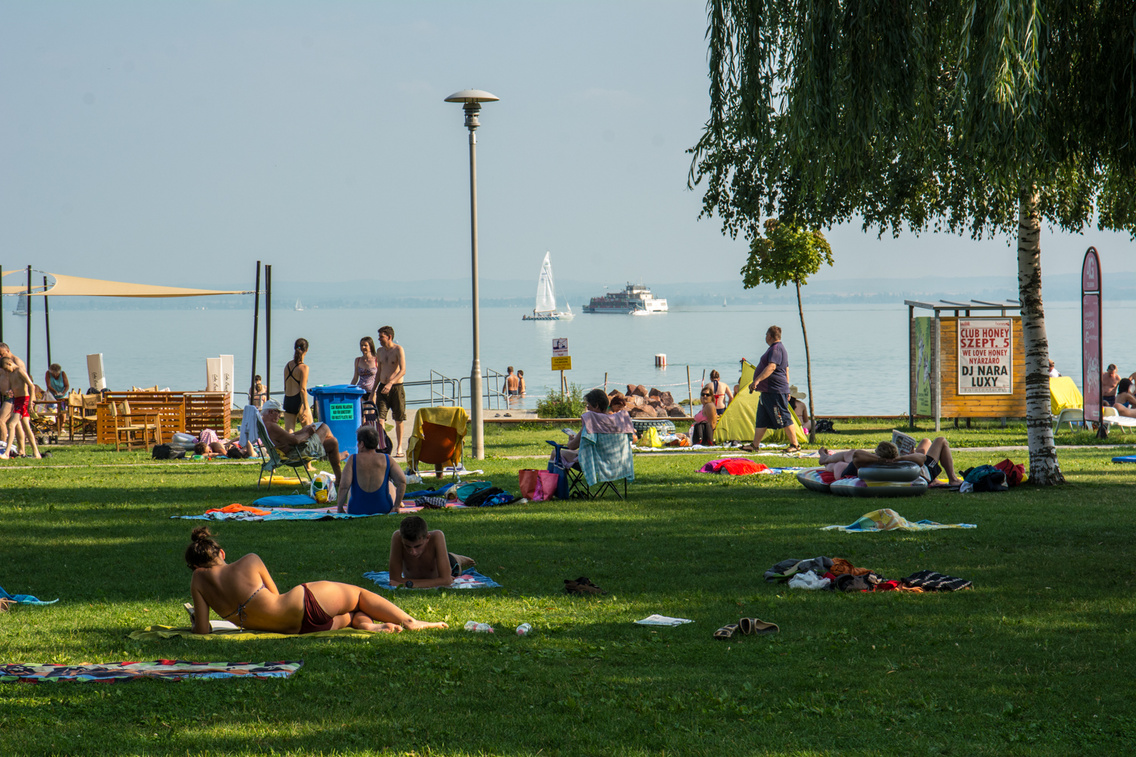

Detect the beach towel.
xmin=697 ymin=458 xmax=770 ymax=475
xmin=238 ymin=404 xmax=260 ymax=448
xmin=252 ymin=494 xmax=317 ymax=507
xmin=129 ymin=625 xmax=378 ymax=641
xmin=174 ymin=506 xmax=378 ymax=521
xmin=0 ymin=585 xmax=58 ymax=606
xmin=363 ymin=568 xmax=501 ymax=590
xmin=634 ymin=615 xmax=693 ymax=626
xmin=1112 ymin=456 xmax=1136 ymax=463
xmin=822 ymin=508 xmax=976 ymax=532
xmin=1 ymin=660 xmax=301 ymax=683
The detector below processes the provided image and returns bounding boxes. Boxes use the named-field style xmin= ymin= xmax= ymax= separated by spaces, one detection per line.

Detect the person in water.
xmin=185 ymin=526 xmax=447 ymax=635
xmin=338 ymin=425 xmax=405 ymax=515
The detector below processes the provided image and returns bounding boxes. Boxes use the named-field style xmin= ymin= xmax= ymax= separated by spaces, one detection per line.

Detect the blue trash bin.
xmin=308 ymin=384 xmax=367 ymax=455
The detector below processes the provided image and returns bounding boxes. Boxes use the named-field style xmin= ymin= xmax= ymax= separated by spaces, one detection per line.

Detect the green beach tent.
xmin=714 ymin=360 xmax=805 ymax=444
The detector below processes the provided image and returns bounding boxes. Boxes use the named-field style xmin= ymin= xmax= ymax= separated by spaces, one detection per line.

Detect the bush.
xmin=536 ymin=384 xmax=586 ymax=418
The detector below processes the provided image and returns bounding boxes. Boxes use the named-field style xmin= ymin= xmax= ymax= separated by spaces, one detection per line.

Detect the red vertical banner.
xmin=1081 ymin=247 xmax=1102 ymax=424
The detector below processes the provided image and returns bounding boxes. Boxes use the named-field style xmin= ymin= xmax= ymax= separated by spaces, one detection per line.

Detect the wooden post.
xmin=687 ymin=365 xmax=692 ymax=412
xmin=604 ymin=372 xmax=608 ymax=393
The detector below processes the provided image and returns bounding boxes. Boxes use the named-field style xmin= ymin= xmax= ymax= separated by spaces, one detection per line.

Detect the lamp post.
xmin=445 ymin=89 xmax=498 ymax=460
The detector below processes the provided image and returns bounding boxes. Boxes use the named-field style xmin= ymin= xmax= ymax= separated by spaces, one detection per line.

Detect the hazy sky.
xmin=3 ymin=1 xmax=1133 ymax=290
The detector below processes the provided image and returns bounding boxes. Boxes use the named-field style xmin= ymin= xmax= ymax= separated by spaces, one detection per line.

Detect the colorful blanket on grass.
xmin=173 ymin=504 xmax=378 ymax=521
xmin=1 ymin=660 xmax=301 ymax=683
xmin=129 ymin=625 xmax=378 ymax=640
xmin=823 ymin=508 xmax=976 ymax=533
xmin=363 ymin=568 xmax=501 ymax=590
xmin=0 ymin=585 xmax=58 ymax=606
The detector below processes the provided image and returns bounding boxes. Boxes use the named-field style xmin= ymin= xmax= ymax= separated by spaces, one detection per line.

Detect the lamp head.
xmin=445 ymin=89 xmax=499 ymax=131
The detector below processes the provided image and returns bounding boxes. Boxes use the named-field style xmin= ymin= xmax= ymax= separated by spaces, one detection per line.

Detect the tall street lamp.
xmin=445 ymin=88 xmax=498 ymax=460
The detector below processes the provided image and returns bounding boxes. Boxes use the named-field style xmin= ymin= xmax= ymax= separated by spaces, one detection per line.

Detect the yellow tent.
xmin=714 ymin=360 xmax=805 ymax=444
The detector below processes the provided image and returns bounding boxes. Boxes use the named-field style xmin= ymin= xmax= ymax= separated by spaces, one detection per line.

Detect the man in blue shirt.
xmin=743 ymin=325 xmax=800 ymax=453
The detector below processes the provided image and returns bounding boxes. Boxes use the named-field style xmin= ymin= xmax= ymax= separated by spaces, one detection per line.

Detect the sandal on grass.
xmin=784 ymin=445 xmax=802 ymax=455
xmin=739 ymin=617 xmax=779 ymax=636
xmin=738 ymin=444 xmax=757 ymax=453
xmin=713 ymin=623 xmax=740 ymax=640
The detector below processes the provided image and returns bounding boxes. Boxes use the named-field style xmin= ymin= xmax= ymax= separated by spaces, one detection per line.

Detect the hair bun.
xmin=191 ymin=526 xmax=213 ymax=542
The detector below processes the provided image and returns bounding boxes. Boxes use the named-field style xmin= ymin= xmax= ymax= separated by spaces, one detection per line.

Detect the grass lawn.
xmin=1 ymin=422 xmax=1134 ymax=756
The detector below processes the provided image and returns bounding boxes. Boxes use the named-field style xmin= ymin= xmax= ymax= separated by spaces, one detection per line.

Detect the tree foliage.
xmin=690 ymin=0 xmax=1136 ymax=241
xmin=690 ymin=0 xmax=1136 ymax=484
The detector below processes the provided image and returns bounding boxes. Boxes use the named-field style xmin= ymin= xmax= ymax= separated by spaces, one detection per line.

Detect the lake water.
xmin=5 ymin=301 xmax=1133 ymax=415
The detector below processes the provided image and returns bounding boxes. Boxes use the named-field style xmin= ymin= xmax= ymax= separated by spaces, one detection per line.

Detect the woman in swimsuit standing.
xmin=185 ymin=526 xmax=446 ymax=635
xmin=350 ymin=337 xmax=379 ymax=406
xmin=703 ymin=370 xmax=733 ymax=413
xmin=338 ymin=426 xmax=405 ymax=515
xmin=283 ymin=338 xmax=310 ymax=432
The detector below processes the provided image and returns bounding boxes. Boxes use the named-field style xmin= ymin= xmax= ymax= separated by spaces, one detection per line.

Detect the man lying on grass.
xmin=387 ymin=516 xmax=475 ymax=589
xmin=186 ymin=526 xmax=447 ymax=634
xmin=818 ymin=437 xmax=963 ymax=486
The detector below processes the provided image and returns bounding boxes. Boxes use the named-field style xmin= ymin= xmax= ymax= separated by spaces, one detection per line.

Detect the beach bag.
xmin=310 ymin=471 xmax=337 ymax=503
xmin=152 ymin=444 xmax=172 ymax=460
xmin=464 ymin=486 xmax=506 ymax=507
xmin=518 ymin=469 xmax=559 ymax=501
xmin=993 ymin=458 xmax=1025 ymax=487
xmin=962 ymin=465 xmax=1008 ymax=493
xmin=640 ymin=426 xmax=663 ymax=448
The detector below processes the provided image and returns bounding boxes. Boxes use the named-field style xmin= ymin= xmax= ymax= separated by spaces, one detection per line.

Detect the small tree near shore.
xmin=742 ymin=219 xmax=833 ymax=442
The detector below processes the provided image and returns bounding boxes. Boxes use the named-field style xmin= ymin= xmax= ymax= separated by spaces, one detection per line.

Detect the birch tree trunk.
xmin=795 ymin=280 xmax=816 ymax=443
xmin=1017 ymin=188 xmax=1064 ymax=485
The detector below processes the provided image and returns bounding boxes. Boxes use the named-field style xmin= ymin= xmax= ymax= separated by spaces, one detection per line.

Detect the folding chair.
xmin=547 ymin=419 xmax=636 ymax=500
xmin=255 ymin=414 xmax=315 ymax=488
xmin=1052 ymin=407 xmax=1084 ymax=432
xmin=407 ymin=406 xmax=470 ymax=481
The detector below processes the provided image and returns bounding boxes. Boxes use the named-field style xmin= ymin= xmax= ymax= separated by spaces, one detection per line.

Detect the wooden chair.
xmin=80 ymin=395 xmax=100 ymax=440
xmin=108 ymin=400 xmax=162 ymax=452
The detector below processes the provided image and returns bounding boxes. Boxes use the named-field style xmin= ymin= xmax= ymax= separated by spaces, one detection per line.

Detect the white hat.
xmin=261 ymin=398 xmax=283 ymax=413
xmin=788 ymin=385 xmax=807 ymax=401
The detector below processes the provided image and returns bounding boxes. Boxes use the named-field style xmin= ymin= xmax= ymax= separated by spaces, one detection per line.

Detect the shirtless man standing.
xmin=387 ymin=516 xmax=475 ymax=589
xmin=505 ymin=367 xmax=520 ymax=396
xmin=0 ymin=344 xmax=28 ymax=454
xmin=0 ymin=356 xmax=41 ymax=459
xmin=376 ymin=326 xmax=407 ymax=456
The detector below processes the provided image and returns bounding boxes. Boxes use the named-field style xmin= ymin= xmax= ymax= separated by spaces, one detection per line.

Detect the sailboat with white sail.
xmin=13 ymin=293 xmax=29 ymax=317
xmin=522 ymin=251 xmax=574 ymax=321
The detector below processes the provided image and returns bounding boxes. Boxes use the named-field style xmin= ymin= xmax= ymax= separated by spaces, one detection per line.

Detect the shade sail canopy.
xmin=1 ymin=271 xmax=249 ymax=297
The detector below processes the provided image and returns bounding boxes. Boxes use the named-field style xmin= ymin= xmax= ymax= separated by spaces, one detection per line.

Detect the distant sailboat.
xmin=13 ymin=293 xmax=29 ymax=317
xmin=522 ymin=251 xmax=574 ymax=321
xmin=294 ymin=299 xmax=304 ymax=312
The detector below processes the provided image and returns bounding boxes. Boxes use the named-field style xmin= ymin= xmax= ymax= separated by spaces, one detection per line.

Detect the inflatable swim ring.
xmin=857 ymin=461 xmax=921 ymax=483
xmin=797 ymin=467 xmax=831 ymax=493
xmin=830 ymin=477 xmax=927 ymax=498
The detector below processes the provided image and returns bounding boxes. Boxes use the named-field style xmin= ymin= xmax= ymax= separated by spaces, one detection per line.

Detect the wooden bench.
xmin=95 ymin=391 xmax=233 ymax=445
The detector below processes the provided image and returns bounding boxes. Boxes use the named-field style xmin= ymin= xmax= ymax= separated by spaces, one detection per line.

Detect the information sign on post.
xmin=552 ymin=338 xmax=570 ymax=394
xmin=1082 ymin=247 xmax=1102 ymax=431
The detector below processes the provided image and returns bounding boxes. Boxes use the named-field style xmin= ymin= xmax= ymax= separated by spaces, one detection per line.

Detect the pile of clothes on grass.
xmin=764 ymin=556 xmax=972 ymax=593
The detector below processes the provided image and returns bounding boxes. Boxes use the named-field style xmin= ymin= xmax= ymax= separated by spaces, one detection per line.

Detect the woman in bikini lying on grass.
xmin=185 ymin=526 xmax=447 ymax=635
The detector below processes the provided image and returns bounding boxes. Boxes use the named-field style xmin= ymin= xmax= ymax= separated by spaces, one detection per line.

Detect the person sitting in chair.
xmin=260 ymin=399 xmax=343 ymax=484
xmin=551 ymin=388 xmax=634 ymax=467
xmin=818 ymin=437 xmax=962 ymax=486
